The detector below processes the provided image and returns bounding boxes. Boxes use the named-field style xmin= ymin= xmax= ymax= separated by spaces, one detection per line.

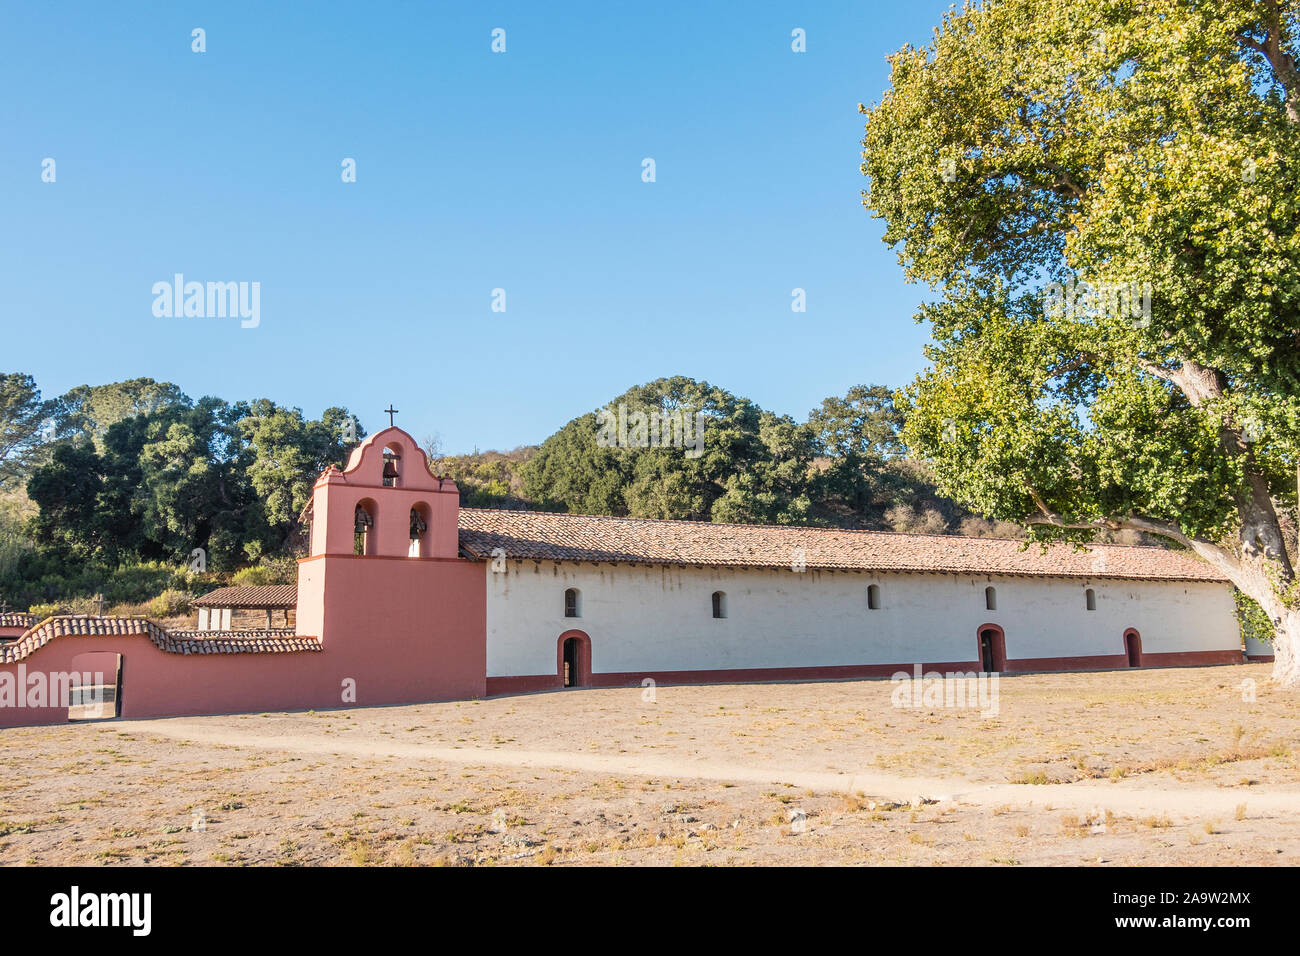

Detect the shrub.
xmin=0 ymin=529 xmax=33 ymax=583
xmin=231 ymin=555 xmax=297 ymax=587
xmin=63 ymin=596 xmax=104 ymax=616
xmin=27 ymin=602 xmax=61 ymax=619
xmin=230 ymin=565 xmax=272 ymax=587
xmin=148 ymin=589 xmax=192 ymax=618
xmin=1235 ymin=589 xmax=1274 ymax=646
xmin=3 ymin=555 xmax=193 ymax=609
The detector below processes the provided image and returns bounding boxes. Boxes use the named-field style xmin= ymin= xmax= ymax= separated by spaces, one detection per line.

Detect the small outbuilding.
xmin=193 ymin=585 xmax=297 ymax=632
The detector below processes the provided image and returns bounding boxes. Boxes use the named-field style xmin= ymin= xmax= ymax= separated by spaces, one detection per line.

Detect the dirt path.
xmin=131 ymin=717 xmax=1300 ymax=818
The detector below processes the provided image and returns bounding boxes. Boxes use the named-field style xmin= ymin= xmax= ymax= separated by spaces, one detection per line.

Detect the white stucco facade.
xmin=484 ymin=560 xmax=1241 ymax=679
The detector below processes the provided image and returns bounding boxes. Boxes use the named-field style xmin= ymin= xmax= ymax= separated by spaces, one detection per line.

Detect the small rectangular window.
xmin=867 ymin=584 xmax=881 ymax=610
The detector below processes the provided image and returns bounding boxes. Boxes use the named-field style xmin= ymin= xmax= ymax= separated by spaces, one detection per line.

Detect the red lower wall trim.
xmin=1137 ymin=649 xmax=1244 ymax=667
xmin=588 ymin=661 xmax=981 ymax=687
xmin=486 ymin=674 xmax=563 ymax=695
xmin=487 ymin=648 xmax=1245 ymax=695
xmin=1247 ymin=654 xmax=1275 ymax=663
xmin=1007 ymin=654 xmax=1130 ymax=672
xmin=488 ymin=661 xmax=980 ymax=695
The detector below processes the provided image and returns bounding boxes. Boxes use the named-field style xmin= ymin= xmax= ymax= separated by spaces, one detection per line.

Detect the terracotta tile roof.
xmin=193 ymin=585 xmax=298 ymax=609
xmin=0 ymin=613 xmax=36 ymax=629
xmin=168 ymin=628 xmax=300 ymax=639
xmin=0 ymin=616 xmax=320 ymax=663
xmin=456 ymin=509 xmax=1226 ymax=583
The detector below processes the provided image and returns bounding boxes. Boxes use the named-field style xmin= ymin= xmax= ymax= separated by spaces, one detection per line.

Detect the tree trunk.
xmin=1272 ymin=610 xmax=1300 ymax=685
xmin=1219 ymin=547 xmax=1300 ymax=686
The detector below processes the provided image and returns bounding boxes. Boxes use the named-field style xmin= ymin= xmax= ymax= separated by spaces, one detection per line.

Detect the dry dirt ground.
xmin=2 ymin=663 xmax=1299 ymax=866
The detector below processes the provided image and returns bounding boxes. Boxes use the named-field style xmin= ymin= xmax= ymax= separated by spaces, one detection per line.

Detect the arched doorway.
xmin=977 ymin=624 xmax=1007 ymax=673
xmin=68 ymin=652 xmax=122 ymax=721
xmin=557 ymin=630 xmax=591 ymax=688
xmin=1124 ymin=628 xmax=1142 ymax=668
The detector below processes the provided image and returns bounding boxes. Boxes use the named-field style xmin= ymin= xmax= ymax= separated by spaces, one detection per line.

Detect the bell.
xmin=354 ymin=506 xmax=373 ymax=533
xmin=382 ymin=456 xmax=399 ymax=479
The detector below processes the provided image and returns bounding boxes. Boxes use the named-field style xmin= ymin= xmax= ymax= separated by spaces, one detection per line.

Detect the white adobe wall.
xmin=484 ymin=561 xmax=1240 ymax=678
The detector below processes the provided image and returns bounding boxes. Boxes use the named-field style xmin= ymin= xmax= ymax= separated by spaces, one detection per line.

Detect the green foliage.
xmin=522 ymin=377 xmax=817 ymax=524
xmin=239 ymin=399 xmax=361 ymax=555
xmin=132 ymin=396 xmax=254 ymax=568
xmin=3 ymin=375 xmax=365 ymax=607
xmin=230 ymin=555 xmax=298 ymax=586
xmin=517 ymin=376 xmax=990 ymax=530
xmin=4 ymin=369 xmax=998 ymax=608
xmin=1236 ymin=590 xmax=1275 ymax=646
xmin=23 ymin=386 xmax=360 ymax=571
xmin=433 ymin=447 xmax=536 ymax=509
xmin=56 ymin=378 xmax=189 ymax=449
xmin=4 ymin=554 xmax=194 ymax=610
xmin=806 ymin=384 xmax=915 ymax=522
xmin=0 ymin=525 xmax=32 ymax=584
xmin=0 ymin=373 xmax=57 ymax=491
xmin=26 ymin=441 xmax=109 ymax=557
xmin=863 ymin=0 xmax=1300 ymax=583
xmin=147 ymin=588 xmax=193 ymax=618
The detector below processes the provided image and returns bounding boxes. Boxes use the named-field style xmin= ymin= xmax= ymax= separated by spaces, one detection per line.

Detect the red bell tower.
xmin=295 ymin=427 xmax=486 ymax=703
xmin=304 ymin=428 xmax=460 ymax=561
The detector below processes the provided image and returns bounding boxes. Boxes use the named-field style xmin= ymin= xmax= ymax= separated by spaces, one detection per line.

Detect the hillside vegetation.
xmin=0 ymin=371 xmax=1100 ymax=614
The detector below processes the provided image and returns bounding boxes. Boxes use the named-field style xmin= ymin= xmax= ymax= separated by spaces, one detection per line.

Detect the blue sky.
xmin=1 ymin=1 xmax=951 ymax=454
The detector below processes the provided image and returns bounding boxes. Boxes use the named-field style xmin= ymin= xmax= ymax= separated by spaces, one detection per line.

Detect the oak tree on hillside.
xmin=522 ymin=377 xmax=816 ymax=524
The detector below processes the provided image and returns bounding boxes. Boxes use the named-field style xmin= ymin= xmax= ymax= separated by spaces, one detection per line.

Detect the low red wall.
xmin=0 ymin=557 xmax=486 ymax=727
xmin=1 ymin=634 xmax=341 ymax=726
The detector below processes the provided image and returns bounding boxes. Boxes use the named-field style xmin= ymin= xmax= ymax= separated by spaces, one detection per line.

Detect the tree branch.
xmin=1237 ymin=0 xmax=1300 ymax=124
xmin=1023 ymin=486 xmax=1245 ymax=583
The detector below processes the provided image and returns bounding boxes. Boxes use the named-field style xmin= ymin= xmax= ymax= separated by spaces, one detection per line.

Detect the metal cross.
xmin=384 ymin=405 xmax=399 ymax=427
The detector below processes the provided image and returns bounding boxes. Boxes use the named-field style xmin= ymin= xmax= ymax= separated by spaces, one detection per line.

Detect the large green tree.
xmin=0 ymin=373 xmax=57 ymax=490
xmin=862 ymin=0 xmax=1300 ymax=681
xmin=26 ymin=389 xmax=362 ymax=570
xmin=134 ymin=397 xmax=254 ymax=568
xmin=523 ymin=377 xmax=815 ymax=524
xmin=25 ymin=441 xmax=107 ymax=557
xmin=808 ymin=384 xmax=906 ymax=516
xmin=239 ymin=400 xmax=361 ymax=554
xmin=57 ymin=378 xmax=189 ymax=449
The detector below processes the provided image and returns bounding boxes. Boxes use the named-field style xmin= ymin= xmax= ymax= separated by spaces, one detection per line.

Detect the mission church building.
xmin=0 ymin=426 xmax=1244 ymax=726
